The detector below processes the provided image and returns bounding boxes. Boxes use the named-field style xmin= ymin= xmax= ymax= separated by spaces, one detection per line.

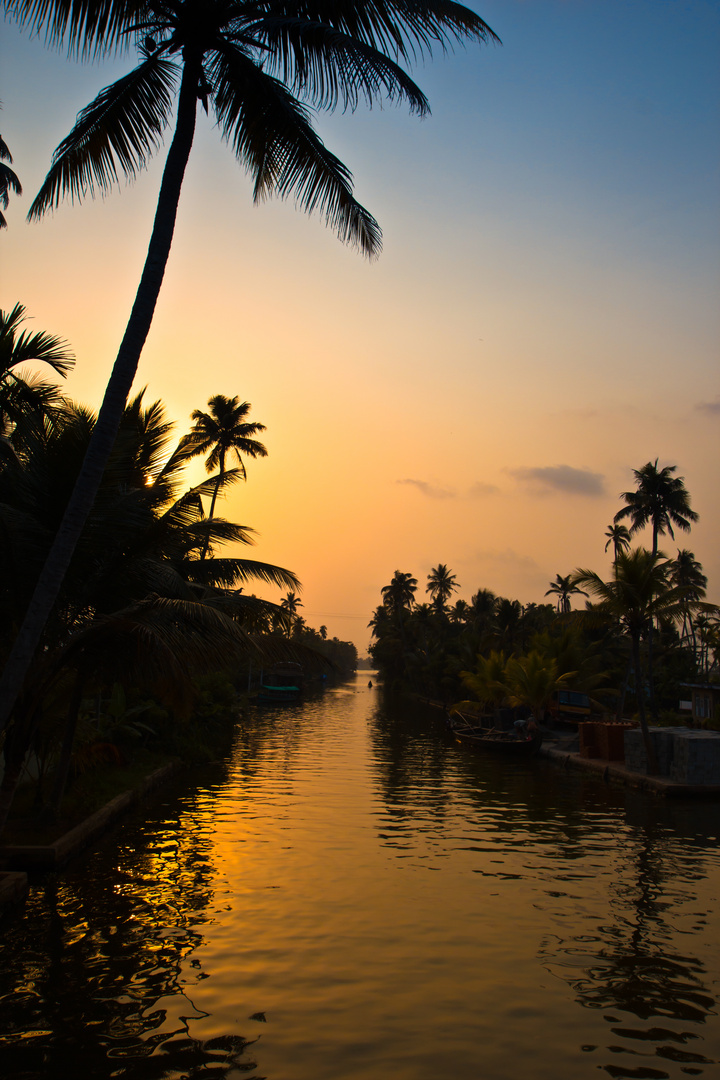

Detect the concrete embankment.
xmin=541 ymin=740 xmax=720 ymax=798
xmin=0 ymin=761 xmax=180 ymax=917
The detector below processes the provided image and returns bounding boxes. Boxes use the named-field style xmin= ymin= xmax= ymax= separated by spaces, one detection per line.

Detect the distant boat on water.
xmin=257 ymin=661 xmax=304 ymax=704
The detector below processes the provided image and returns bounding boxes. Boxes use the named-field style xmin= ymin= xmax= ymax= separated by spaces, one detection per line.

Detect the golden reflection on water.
xmin=1 ymin=675 xmax=719 ymax=1080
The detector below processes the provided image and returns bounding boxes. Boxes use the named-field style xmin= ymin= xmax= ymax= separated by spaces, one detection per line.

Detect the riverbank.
xmin=0 ymin=761 xmax=181 ymax=916
xmin=541 ymin=734 xmax=720 ymax=798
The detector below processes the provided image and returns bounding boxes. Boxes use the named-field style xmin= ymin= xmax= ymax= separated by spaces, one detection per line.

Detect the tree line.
xmin=0 ymin=0 xmax=498 ymax=746
xmin=0 ymin=305 xmax=354 ymax=831
xmin=1 ymin=2 xmax=493 ymax=830
xmin=370 ymin=461 xmax=718 ymax=771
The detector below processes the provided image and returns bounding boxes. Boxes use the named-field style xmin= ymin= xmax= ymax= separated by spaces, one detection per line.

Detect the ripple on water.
xmin=1 ymin=678 xmax=719 ymax=1080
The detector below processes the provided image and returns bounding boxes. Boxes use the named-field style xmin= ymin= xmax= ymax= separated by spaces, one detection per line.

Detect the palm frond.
xmin=0 ymin=373 xmax=68 ymax=428
xmin=4 ymin=0 xmax=145 ymax=59
xmin=104 ymin=554 xmax=197 ymax=605
xmin=210 ymin=45 xmax=381 ymax=256
xmin=247 ymin=2 xmax=501 ymax=63
xmin=28 ymin=53 xmax=178 ymax=218
xmin=185 ymin=555 xmax=300 ymax=591
xmin=0 ymin=160 xmax=22 ymax=227
xmin=0 ymin=303 xmax=75 ymax=376
xmin=58 ymin=594 xmax=256 ymax=713
xmin=183 ymin=516 xmax=256 ymax=548
xmin=0 ymin=132 xmax=17 ymax=164
xmin=248 ymin=16 xmax=430 ymax=114
xmin=188 ymin=468 xmax=246 ymax=502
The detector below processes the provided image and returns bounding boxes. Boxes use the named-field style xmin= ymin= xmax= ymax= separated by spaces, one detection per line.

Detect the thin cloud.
xmin=468 ymin=481 xmax=500 ymax=497
xmin=397 ymin=478 xmax=456 ymax=500
xmin=509 ymin=464 xmax=605 ymax=497
xmin=695 ymin=398 xmax=720 ymax=416
xmin=474 ymin=547 xmax=540 ymax=571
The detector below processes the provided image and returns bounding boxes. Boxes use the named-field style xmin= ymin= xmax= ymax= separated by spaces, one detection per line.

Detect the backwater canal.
xmin=1 ymin=673 xmax=719 ymax=1080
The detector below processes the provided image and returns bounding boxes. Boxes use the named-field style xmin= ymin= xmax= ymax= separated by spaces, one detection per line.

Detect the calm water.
xmin=2 ymin=674 xmax=719 ymax=1079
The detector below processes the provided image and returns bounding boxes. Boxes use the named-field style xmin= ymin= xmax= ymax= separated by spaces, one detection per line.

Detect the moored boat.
xmin=448 ymin=711 xmax=543 ymax=756
xmin=256 ymin=661 xmax=304 ymax=703
xmin=451 ymin=724 xmax=543 ymax=756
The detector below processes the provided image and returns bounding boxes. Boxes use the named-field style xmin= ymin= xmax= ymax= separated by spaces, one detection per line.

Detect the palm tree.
xmin=1 ymin=391 xmax=299 ymax=639
xmin=669 ymin=549 xmax=707 ymax=599
xmin=280 ymin=591 xmax=302 ymax=615
xmin=572 ymin=548 xmax=700 ymax=774
xmin=464 ymin=587 xmax=497 ymax=642
xmin=489 ymin=597 xmax=524 ymax=653
xmin=0 ymin=123 xmax=22 ymax=229
xmin=503 ymin=651 xmax=574 ymax=724
xmin=277 ymin=590 xmax=303 ymax=636
xmin=183 ymin=395 xmax=267 ymax=556
xmin=604 ymin=523 xmax=631 ymax=571
xmin=0 ymin=391 xmax=299 ymax=830
xmin=614 ymin=459 xmax=698 ymax=556
xmin=458 ymin=648 xmax=574 ymax=724
xmin=0 ymin=303 xmax=75 ymax=442
xmin=381 ymin=570 xmax=418 ymax=618
xmin=669 ymin=549 xmax=707 ymax=654
xmin=458 ymin=649 xmax=508 ymax=714
xmin=449 ymin=599 xmax=469 ymax=624
xmin=379 ymin=569 xmax=418 ymax=683
xmin=694 ymin=613 xmax=720 ymax=679
xmin=426 ymin=563 xmax=458 ymax=612
xmin=531 ymin=626 xmax=609 ymax=700
xmin=545 ymin=573 xmax=587 ymax=614
xmin=0 ymin=0 xmax=499 ymax=734
xmin=613 ymin=459 xmax=699 ymax=719
xmin=2 ymin=592 xmax=260 ymax=830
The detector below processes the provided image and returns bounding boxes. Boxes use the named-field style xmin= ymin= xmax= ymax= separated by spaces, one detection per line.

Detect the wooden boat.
xmin=448 ymin=712 xmax=543 ymax=756
xmin=452 ymin=725 xmax=543 ymax=756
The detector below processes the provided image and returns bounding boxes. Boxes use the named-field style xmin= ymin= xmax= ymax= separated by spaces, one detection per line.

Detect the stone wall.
xmin=624 ymin=726 xmax=720 ymax=784
xmin=671 ymin=731 xmax=720 ymax=785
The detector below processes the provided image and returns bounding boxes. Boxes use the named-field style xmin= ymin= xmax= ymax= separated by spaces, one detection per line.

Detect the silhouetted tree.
xmin=426 ymin=563 xmax=459 ymax=612
xmin=0 ymin=0 xmax=499 ymax=735
xmin=0 ymin=120 xmax=21 ymax=229
xmin=545 ymin=573 xmax=587 ymax=614
xmin=183 ymin=395 xmax=267 ymax=556
xmin=573 ymin=549 xmax=699 ymax=773
xmin=614 ymin=460 xmax=698 ymax=556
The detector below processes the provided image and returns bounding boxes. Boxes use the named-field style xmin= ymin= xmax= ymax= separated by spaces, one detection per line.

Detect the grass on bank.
xmin=1 ymin=748 xmax=173 ymax=846
xmin=1 ymin=674 xmax=247 ymax=848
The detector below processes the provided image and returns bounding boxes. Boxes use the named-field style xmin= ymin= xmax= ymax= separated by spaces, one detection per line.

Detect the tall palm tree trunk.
xmin=201 ymin=459 xmax=225 ymax=560
xmin=615 ymin=653 xmax=632 ymax=723
xmin=632 ymin=631 xmax=658 ymax=775
xmin=0 ymin=60 xmax=201 ymax=737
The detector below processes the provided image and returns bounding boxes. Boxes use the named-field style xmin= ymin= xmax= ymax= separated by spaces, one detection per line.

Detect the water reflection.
xmin=371 ymin=692 xmax=720 ymax=1079
xmin=539 ymin=817 xmax=718 ymax=1078
xmin=0 ymin=766 xmax=261 ymax=1079
xmin=1 ymin=678 xmax=719 ymax=1080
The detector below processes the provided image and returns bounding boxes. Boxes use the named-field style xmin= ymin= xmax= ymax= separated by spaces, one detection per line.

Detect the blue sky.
xmin=2 ymin=1 xmax=718 ymax=648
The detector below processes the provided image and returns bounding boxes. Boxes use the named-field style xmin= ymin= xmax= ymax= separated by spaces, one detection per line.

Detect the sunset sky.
xmin=2 ymin=0 xmax=718 ymax=653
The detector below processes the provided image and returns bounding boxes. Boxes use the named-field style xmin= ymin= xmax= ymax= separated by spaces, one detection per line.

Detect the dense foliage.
xmin=370 ymin=484 xmax=718 ymax=738
xmin=0 ymin=311 xmax=355 ymax=829
xmin=0 ymin=0 xmax=499 ymax=742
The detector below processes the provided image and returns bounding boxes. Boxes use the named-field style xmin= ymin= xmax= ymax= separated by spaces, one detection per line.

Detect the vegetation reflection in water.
xmin=0 ymin=768 xmax=263 ymax=1077
xmin=1 ymin=677 xmax=719 ymax=1080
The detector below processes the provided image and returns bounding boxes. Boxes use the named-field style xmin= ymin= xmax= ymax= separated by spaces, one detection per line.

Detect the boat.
xmin=448 ymin=712 xmax=543 ymax=756
xmin=452 ymin=725 xmax=543 ymax=756
xmin=256 ymin=662 xmax=304 ymax=704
